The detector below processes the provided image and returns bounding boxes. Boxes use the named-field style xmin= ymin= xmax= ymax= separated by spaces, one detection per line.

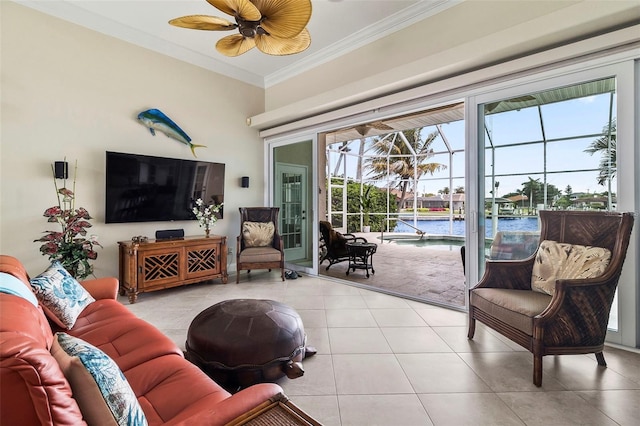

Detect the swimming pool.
xmin=394 ymin=216 xmax=539 ymax=238
xmin=387 ymin=235 xmax=465 ymax=247
xmin=381 ymin=234 xmax=493 ymax=252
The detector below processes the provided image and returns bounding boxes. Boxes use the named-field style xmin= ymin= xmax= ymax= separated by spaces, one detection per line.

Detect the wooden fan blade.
xmin=207 ymin=0 xmax=261 ymax=21
xmin=253 ymin=0 xmax=312 ymax=38
xmin=255 ymin=28 xmax=310 ymax=56
xmin=216 ymin=34 xmax=256 ymax=56
xmin=169 ymin=15 xmax=236 ymax=31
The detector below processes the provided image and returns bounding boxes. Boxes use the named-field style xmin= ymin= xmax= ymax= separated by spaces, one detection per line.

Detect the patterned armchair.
xmin=236 ymin=207 xmax=285 ymax=283
xmin=468 ymin=210 xmax=634 ymax=386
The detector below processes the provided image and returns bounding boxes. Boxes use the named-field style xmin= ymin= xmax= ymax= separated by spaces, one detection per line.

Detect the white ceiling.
xmin=16 ymin=0 xmax=460 ymax=88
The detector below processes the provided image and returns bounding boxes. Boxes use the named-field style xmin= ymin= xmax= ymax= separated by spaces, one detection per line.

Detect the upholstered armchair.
xmin=468 ymin=210 xmax=634 ymax=387
xmin=319 ymin=221 xmax=367 ymax=270
xmin=236 ymin=207 xmax=285 ymax=283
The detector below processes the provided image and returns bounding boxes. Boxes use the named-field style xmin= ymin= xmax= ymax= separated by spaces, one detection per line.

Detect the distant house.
xmin=398 ymin=193 xmax=465 ymax=211
xmin=571 ymin=196 xmax=614 ymax=210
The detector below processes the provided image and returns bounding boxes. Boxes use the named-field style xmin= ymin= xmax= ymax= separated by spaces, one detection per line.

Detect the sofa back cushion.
xmin=1 ymin=294 xmax=84 ymax=425
xmin=52 ymin=333 xmax=147 ymax=426
xmin=531 ymin=240 xmax=612 ymax=296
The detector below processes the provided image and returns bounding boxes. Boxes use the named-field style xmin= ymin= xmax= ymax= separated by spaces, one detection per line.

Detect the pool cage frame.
xmin=324 ymin=77 xmax=617 ymax=240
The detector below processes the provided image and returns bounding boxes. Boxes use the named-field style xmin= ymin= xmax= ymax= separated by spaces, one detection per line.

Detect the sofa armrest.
xmin=163 ymin=383 xmax=283 ymax=426
xmin=80 ymin=277 xmax=118 ymax=300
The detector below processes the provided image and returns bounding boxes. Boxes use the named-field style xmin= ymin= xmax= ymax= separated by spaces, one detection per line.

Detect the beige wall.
xmin=0 ymin=2 xmax=265 ymax=277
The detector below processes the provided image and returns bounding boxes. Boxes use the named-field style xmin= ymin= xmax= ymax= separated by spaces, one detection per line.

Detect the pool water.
xmin=394 ymin=217 xmax=539 ymax=238
xmin=391 ymin=237 xmax=464 ymax=249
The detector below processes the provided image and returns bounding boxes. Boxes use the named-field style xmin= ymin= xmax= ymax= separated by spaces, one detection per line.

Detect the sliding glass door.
xmin=470 ymin=61 xmax=636 ymax=345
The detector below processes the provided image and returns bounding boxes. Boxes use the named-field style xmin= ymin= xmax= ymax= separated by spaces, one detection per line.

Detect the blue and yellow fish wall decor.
xmin=137 ymin=108 xmax=206 ymax=157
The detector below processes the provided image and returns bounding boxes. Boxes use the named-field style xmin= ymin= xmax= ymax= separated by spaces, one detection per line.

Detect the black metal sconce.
xmin=54 ymin=161 xmax=68 ymax=179
xmin=241 ymin=176 xmax=250 ymax=188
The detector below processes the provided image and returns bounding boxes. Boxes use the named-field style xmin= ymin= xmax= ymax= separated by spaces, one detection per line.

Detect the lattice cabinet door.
xmin=138 ymin=247 xmax=182 ymax=289
xmin=185 ymin=243 xmax=221 ymax=280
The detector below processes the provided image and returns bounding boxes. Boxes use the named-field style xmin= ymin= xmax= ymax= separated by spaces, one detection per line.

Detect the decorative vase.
xmin=205 ymin=228 xmax=210 ymax=238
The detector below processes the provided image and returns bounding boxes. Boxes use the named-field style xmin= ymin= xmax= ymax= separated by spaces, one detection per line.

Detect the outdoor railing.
xmin=380 ymin=218 xmax=425 ymax=243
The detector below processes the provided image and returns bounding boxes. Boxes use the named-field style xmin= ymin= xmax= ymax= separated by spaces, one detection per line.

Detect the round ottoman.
xmin=185 ymin=299 xmax=316 ymax=391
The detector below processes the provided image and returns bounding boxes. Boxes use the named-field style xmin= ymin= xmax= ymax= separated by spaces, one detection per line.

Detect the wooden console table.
xmin=118 ymin=235 xmax=228 ymax=303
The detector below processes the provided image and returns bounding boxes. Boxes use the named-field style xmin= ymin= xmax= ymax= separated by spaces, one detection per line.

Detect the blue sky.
xmin=331 ymin=91 xmax=615 ymax=200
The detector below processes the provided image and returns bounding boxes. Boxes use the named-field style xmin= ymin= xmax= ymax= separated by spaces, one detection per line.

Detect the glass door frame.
xmin=466 ymin=60 xmax=637 ymax=347
xmin=266 ymin=133 xmax=319 ymax=276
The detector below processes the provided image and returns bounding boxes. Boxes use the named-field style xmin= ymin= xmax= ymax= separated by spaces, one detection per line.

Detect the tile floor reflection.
xmin=122 ymin=272 xmax=640 ymax=426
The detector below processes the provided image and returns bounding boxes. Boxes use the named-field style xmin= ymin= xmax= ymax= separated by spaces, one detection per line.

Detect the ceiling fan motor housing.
xmin=237 ymin=17 xmax=268 ymax=38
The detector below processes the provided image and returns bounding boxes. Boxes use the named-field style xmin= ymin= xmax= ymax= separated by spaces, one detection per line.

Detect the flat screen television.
xmin=105 ymin=151 xmax=225 ymax=223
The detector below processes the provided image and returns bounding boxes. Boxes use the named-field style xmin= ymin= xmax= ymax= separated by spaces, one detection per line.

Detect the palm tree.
xmin=584 ymin=119 xmax=616 ymax=186
xmin=522 ymin=177 xmax=541 ymax=213
xmin=364 ymin=129 xmax=446 ymax=209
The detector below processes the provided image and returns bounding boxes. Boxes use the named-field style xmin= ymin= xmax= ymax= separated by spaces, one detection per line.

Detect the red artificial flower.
xmin=75 ymin=208 xmax=92 ymax=219
xmin=43 ymin=206 xmax=62 ymax=217
xmin=58 ymin=188 xmax=74 ymax=198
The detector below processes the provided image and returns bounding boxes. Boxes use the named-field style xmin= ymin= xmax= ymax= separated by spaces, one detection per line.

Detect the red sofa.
xmin=0 ymin=255 xmax=283 ymax=425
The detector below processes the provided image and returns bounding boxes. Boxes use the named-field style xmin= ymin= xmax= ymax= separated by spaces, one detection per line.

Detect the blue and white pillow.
xmin=0 ymin=272 xmax=39 ymax=307
xmin=30 ymin=261 xmax=95 ymax=329
xmin=55 ymin=333 xmax=147 ymax=426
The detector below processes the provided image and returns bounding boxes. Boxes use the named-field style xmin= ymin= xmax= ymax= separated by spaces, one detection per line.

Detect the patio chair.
xmin=468 ymin=210 xmax=634 ymax=387
xmin=319 ymin=221 xmax=367 ymax=270
xmin=236 ymin=207 xmax=285 ymax=283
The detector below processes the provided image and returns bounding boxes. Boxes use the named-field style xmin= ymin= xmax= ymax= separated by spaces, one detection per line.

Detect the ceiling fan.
xmin=169 ymin=0 xmax=312 ymax=57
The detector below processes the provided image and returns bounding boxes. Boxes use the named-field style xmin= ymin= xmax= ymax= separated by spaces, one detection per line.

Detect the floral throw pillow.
xmin=30 ymin=261 xmax=95 ymax=329
xmin=242 ymin=221 xmax=275 ymax=247
xmin=52 ymin=333 xmax=147 ymax=426
xmin=531 ymin=240 xmax=611 ymax=296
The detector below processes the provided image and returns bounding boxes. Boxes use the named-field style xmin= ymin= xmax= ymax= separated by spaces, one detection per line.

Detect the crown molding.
xmin=14 ymin=0 xmax=265 ymax=87
xmin=264 ymin=0 xmax=463 ymax=88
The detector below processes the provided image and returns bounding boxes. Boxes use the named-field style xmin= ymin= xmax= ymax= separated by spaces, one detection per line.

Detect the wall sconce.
xmin=241 ymin=176 xmax=250 ymax=188
xmin=54 ymin=161 xmax=68 ymax=179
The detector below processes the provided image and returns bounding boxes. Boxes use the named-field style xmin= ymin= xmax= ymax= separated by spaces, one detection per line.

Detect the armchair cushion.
xmin=30 ymin=262 xmax=95 ymax=329
xmin=470 ymin=288 xmax=551 ymax=335
xmin=239 ymin=247 xmax=282 ymax=263
xmin=531 ymin=240 xmax=611 ymax=296
xmin=52 ymin=332 xmax=147 ymax=426
xmin=242 ymin=221 xmax=275 ymax=248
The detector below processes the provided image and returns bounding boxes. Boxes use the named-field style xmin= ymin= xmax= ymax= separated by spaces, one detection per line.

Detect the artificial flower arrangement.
xmin=34 ymin=161 xmax=101 ymax=280
xmin=192 ymin=198 xmax=223 ymax=236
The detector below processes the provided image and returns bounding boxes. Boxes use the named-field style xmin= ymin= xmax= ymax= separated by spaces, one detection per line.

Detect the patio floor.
xmin=319 ymin=233 xmax=466 ymax=308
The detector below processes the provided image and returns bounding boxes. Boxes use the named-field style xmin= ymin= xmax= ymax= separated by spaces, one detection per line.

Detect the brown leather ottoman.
xmin=185 ymin=299 xmax=316 ymax=392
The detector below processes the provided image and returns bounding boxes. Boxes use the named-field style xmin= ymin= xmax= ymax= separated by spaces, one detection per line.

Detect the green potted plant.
xmin=34 ymin=161 xmax=101 ymax=279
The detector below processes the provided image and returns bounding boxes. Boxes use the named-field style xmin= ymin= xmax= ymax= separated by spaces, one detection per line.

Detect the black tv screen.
xmin=105 ymin=151 xmax=225 ymax=223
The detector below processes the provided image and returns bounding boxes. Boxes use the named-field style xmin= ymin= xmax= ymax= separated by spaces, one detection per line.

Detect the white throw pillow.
xmin=531 ymin=240 xmax=611 ymax=296
xmin=242 ymin=221 xmax=275 ymax=247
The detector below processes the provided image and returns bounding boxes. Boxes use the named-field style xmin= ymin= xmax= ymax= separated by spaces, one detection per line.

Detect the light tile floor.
xmin=122 ymin=272 xmax=640 ymax=426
